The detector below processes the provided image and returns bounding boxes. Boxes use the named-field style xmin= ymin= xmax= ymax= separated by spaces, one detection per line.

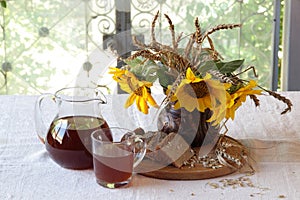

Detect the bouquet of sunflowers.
xmin=109 ymin=11 xmax=292 ymax=125
xmin=108 ymin=11 xmax=293 ymax=173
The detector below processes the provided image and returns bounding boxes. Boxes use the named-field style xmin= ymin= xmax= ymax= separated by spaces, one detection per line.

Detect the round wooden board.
xmin=137 ymin=135 xmax=241 ymax=180
xmin=138 ymin=159 xmax=236 ymax=180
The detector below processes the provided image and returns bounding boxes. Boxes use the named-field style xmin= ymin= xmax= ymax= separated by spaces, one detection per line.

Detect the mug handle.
xmin=34 ymin=93 xmax=56 ymax=144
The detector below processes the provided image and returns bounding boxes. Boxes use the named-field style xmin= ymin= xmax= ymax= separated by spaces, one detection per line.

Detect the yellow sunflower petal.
xmin=147 ymin=94 xmax=159 ymax=108
xmin=208 ymin=106 xmax=226 ymax=126
xmin=125 ymin=93 xmax=136 ymax=108
xmin=203 ymin=96 xmax=213 ymax=109
xmin=226 ymin=107 xmax=234 ymax=120
xmin=108 ymin=67 xmax=125 ymax=75
xmin=197 ymin=98 xmax=206 ymax=112
xmin=119 ymin=82 xmax=133 ymax=94
xmin=202 ymin=73 xmax=212 ymax=80
xmin=136 ymin=95 xmax=149 ymax=114
xmin=135 ymin=95 xmax=142 ymax=112
xmin=174 ymin=101 xmax=181 ymax=110
xmin=186 ymin=68 xmax=196 ymax=81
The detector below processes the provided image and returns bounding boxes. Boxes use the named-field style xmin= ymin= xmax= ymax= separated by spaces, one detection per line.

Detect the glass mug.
xmin=35 ymin=87 xmax=109 ymax=169
xmin=91 ymin=128 xmax=146 ymax=188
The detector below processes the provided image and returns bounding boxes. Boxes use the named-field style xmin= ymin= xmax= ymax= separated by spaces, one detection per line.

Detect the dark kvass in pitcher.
xmin=45 ymin=116 xmax=111 ymax=169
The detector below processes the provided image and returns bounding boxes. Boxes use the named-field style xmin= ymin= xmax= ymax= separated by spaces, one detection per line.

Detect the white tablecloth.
xmin=1 ymin=92 xmax=300 ymax=200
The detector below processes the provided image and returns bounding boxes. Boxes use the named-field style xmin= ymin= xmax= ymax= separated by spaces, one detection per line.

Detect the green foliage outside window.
xmin=0 ymin=0 xmax=280 ymax=94
xmin=1 ymin=1 xmax=6 ymax=8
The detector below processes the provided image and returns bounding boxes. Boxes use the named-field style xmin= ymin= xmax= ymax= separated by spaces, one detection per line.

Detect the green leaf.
xmin=217 ymin=59 xmax=245 ymax=74
xmin=197 ymin=59 xmax=244 ymax=75
xmin=141 ymin=60 xmax=160 ymax=82
xmin=124 ymin=57 xmax=143 ymax=67
xmin=157 ymin=67 xmax=175 ymax=89
xmin=125 ymin=58 xmax=160 ymax=83
xmin=125 ymin=57 xmax=145 ymax=77
xmin=197 ymin=60 xmax=218 ymax=74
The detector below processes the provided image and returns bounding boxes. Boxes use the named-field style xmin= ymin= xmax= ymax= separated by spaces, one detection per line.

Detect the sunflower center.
xmin=184 ymin=81 xmax=209 ymax=98
xmin=134 ymin=87 xmax=143 ymax=96
xmin=134 ymin=86 xmax=151 ymax=96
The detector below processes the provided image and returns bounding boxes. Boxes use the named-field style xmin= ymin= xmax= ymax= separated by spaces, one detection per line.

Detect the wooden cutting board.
xmin=137 ymin=136 xmax=240 ymax=180
xmin=138 ymin=159 xmax=236 ymax=180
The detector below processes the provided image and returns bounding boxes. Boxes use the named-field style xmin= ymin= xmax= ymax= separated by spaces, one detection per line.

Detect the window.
xmin=281 ymin=0 xmax=300 ymax=91
xmin=0 ymin=0 xmax=280 ymax=94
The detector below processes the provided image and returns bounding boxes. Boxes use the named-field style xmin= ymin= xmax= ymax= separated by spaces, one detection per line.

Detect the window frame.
xmin=281 ymin=0 xmax=300 ymax=91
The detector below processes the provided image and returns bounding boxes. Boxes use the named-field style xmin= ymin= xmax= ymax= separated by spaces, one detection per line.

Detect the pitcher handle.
xmin=132 ymin=135 xmax=147 ymax=170
xmin=34 ymin=93 xmax=55 ymax=144
xmin=95 ymin=85 xmax=110 ymax=104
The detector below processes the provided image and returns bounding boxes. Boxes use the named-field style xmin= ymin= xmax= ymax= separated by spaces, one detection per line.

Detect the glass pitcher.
xmin=35 ymin=87 xmax=111 ymax=169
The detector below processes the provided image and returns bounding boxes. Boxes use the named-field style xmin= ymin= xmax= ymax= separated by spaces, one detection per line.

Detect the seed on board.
xmin=278 ymin=195 xmax=286 ymax=198
xmin=207 ymin=182 xmax=220 ymax=189
xmin=247 ymin=182 xmax=255 ymax=187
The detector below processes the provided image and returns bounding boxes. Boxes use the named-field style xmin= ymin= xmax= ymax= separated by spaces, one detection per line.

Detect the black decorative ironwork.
xmin=131 ymin=0 xmax=159 ymax=12
xmin=0 ymin=0 xmax=279 ymax=94
xmin=82 ymin=61 xmax=93 ymax=72
xmin=0 ymin=70 xmax=5 ymax=90
xmin=38 ymin=27 xmax=50 ymax=37
xmin=96 ymin=16 xmax=116 ymax=34
xmin=131 ymin=12 xmax=154 ymax=34
xmin=1 ymin=61 xmax=12 ymax=72
xmin=87 ymin=0 xmax=116 ymax=37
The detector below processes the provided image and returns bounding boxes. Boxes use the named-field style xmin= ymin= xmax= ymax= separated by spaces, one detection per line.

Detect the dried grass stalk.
xmin=175 ymin=32 xmax=183 ymax=49
xmin=162 ymin=71 xmax=186 ymax=105
xmin=209 ymin=70 xmax=236 ymax=84
xmin=249 ymin=94 xmax=260 ymax=107
xmin=151 ymin=11 xmax=160 ymax=44
xmin=129 ymin=49 xmax=161 ymax=61
xmin=184 ymin=35 xmax=194 ymax=59
xmin=266 ymin=90 xmax=293 ymax=114
xmin=201 ymin=24 xmax=241 ymax=43
xmin=206 ymin=36 xmax=220 ymax=60
xmin=164 ymin=14 xmax=176 ymax=50
xmin=194 ymin=17 xmax=202 ymax=44
xmin=132 ymin=35 xmax=148 ymax=49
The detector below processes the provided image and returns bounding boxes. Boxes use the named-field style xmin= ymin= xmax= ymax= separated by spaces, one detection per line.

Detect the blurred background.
xmin=0 ymin=0 xmax=299 ymax=95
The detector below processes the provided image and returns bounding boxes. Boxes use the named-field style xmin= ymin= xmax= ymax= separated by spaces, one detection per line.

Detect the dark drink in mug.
xmin=91 ymin=128 xmax=146 ymax=188
xmin=93 ymin=152 xmax=133 ymax=185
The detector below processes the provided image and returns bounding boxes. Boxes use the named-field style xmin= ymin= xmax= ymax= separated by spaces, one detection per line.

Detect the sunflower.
xmin=226 ymin=80 xmax=262 ymax=120
xmin=108 ymin=67 xmax=127 ymax=82
xmin=169 ymin=68 xmax=230 ymax=113
xmin=109 ymin=67 xmax=158 ymax=114
xmin=207 ymin=80 xmax=262 ymax=124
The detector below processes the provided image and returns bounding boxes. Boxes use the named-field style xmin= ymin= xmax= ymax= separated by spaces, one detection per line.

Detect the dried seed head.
xmin=194 ymin=17 xmax=202 ymax=44
xmin=266 ymin=90 xmax=293 ymax=114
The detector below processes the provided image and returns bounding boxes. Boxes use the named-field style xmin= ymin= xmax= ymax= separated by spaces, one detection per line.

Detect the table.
xmin=1 ymin=92 xmax=300 ymax=200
